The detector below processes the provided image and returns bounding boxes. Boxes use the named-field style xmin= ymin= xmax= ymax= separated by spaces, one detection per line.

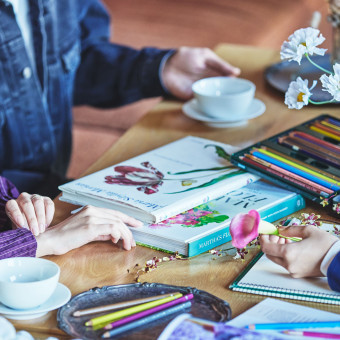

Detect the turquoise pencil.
xmin=247 ymin=320 xmax=340 ymax=330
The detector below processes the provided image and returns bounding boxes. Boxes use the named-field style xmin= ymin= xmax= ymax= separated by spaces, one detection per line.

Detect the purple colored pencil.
xmin=104 ymin=293 xmax=194 ymax=330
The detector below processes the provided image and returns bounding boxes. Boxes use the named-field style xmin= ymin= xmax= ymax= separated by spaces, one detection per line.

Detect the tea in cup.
xmin=192 ymin=77 xmax=256 ymax=120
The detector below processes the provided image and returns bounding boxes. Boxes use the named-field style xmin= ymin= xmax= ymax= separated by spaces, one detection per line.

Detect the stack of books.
xmin=59 ymin=136 xmax=305 ymax=257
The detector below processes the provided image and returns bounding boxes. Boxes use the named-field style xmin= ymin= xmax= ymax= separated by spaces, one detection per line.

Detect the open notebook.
xmin=230 ymin=251 xmax=340 ymax=305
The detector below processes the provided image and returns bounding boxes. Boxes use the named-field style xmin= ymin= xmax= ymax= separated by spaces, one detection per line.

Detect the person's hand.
xmin=260 ymin=225 xmax=338 ymax=278
xmin=35 ymin=205 xmax=143 ymax=257
xmin=162 ymin=47 xmax=241 ymax=100
xmin=5 ymin=193 xmax=55 ymax=236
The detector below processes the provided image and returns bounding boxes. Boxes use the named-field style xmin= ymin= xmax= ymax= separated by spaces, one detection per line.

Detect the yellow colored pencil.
xmin=310 ymin=126 xmax=340 ymax=142
xmin=321 ymin=120 xmax=340 ymax=131
xmin=257 ymin=148 xmax=340 ymax=186
xmin=85 ymin=293 xmax=183 ymax=327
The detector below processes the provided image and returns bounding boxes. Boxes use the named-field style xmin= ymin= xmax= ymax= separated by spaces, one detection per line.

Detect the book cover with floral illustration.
xmin=59 ymin=136 xmax=259 ymax=223
xmin=130 ymin=180 xmax=305 ymax=256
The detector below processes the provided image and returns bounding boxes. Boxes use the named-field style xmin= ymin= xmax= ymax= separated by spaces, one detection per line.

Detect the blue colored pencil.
xmin=252 ymin=150 xmax=340 ymax=191
xmin=246 ymin=320 xmax=340 ymax=330
xmin=101 ymin=301 xmax=192 ymax=338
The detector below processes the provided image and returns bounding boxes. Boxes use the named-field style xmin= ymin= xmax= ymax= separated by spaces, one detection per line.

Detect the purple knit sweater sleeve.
xmin=0 ymin=176 xmax=37 ymax=259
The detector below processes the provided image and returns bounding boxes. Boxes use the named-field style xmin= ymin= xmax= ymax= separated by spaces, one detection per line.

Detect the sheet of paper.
xmin=227 ymin=298 xmax=340 ymax=339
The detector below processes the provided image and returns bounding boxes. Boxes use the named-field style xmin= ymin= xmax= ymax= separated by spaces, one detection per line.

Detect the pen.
xmin=246 ymin=321 xmax=340 ymax=330
xmin=85 ymin=293 xmax=183 ymax=327
xmin=73 ymin=292 xmax=181 ymax=317
xmin=104 ymin=293 xmax=194 ymax=329
xmin=101 ymin=301 xmax=192 ymax=338
xmin=282 ymin=330 xmax=340 ymax=339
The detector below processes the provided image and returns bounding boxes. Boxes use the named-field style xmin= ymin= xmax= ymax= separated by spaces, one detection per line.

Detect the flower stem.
xmin=309 ymin=99 xmax=335 ymax=105
xmin=278 ymin=234 xmax=301 ymax=242
xmin=305 ymin=54 xmax=333 ymax=75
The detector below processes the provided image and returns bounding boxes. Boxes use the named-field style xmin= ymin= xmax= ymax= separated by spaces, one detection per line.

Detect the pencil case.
xmin=230 ymin=114 xmax=340 ymax=214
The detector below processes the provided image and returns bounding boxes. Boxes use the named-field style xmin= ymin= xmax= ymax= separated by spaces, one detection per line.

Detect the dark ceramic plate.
xmin=264 ymin=54 xmax=335 ymax=102
xmin=57 ymin=282 xmax=231 ymax=340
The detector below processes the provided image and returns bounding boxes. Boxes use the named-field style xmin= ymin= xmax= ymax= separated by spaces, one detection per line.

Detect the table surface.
xmin=12 ymin=44 xmax=340 ymax=338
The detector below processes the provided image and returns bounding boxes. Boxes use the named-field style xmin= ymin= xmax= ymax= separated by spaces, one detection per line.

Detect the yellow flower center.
xmin=297 ymin=92 xmax=305 ymax=102
xmin=300 ymin=42 xmax=307 ymax=47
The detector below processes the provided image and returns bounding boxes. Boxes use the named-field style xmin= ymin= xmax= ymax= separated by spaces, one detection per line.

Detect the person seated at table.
xmin=0 ymin=176 xmax=142 ymax=259
xmin=260 ymin=225 xmax=340 ymax=292
xmin=1 ymin=0 xmax=240 ymax=198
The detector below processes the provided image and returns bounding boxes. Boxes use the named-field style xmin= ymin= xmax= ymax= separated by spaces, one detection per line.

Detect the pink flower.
xmin=230 ymin=210 xmax=278 ymax=249
xmin=105 ymin=162 xmax=164 ymax=194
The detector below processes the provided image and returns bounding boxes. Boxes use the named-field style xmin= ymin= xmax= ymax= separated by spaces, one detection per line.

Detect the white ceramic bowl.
xmin=192 ymin=77 xmax=256 ymax=120
xmin=0 ymin=257 xmax=60 ymax=310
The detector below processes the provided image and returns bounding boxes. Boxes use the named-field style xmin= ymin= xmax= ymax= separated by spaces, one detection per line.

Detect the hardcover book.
xmin=59 ymin=136 xmax=259 ymax=223
xmin=132 ymin=180 xmax=305 ymax=257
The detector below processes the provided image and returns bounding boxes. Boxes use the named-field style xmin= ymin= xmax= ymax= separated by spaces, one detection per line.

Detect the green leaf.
xmin=168 ymin=166 xmax=233 ymax=175
xmin=184 ymin=214 xmax=229 ymax=227
xmin=167 ymin=170 xmax=245 ymax=194
xmin=204 ymin=144 xmax=231 ymax=161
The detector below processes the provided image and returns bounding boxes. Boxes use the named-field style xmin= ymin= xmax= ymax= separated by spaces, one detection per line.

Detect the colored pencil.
xmin=310 ymin=126 xmax=340 ymax=142
xmin=278 ymin=136 xmax=340 ymax=168
xmin=246 ymin=320 xmax=340 ymax=330
xmin=72 ymin=292 xmax=181 ymax=317
xmin=262 ymin=145 xmax=340 ymax=182
xmin=241 ymin=155 xmax=332 ymax=196
xmin=104 ymin=293 xmax=194 ymax=330
xmin=283 ymin=134 xmax=340 ymax=159
xmin=85 ymin=293 xmax=183 ymax=327
xmin=282 ymin=330 xmax=340 ymax=339
xmin=288 ymin=131 xmax=340 ymax=155
xmin=101 ymin=301 xmax=192 ymax=338
xmin=251 ymin=149 xmax=340 ymax=190
xmin=320 ymin=120 xmax=340 ymax=132
xmin=327 ymin=117 xmax=340 ymax=127
xmin=313 ymin=121 xmax=340 ymax=136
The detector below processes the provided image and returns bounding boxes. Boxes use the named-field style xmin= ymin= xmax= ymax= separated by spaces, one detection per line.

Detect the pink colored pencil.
xmin=283 ymin=330 xmax=340 ymax=339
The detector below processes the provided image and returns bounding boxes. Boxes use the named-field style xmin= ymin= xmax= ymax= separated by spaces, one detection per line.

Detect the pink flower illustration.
xmin=230 ymin=210 xmax=278 ymax=249
xmin=105 ymin=162 xmax=164 ymax=194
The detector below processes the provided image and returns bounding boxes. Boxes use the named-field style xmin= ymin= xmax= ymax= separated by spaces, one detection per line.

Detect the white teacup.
xmin=0 ymin=257 xmax=60 ymax=310
xmin=192 ymin=77 xmax=256 ymax=120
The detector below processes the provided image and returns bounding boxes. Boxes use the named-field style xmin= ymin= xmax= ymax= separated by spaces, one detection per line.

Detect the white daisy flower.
xmin=320 ymin=63 xmax=340 ymax=101
xmin=284 ymin=77 xmax=316 ymax=109
xmin=280 ymin=27 xmax=327 ymax=64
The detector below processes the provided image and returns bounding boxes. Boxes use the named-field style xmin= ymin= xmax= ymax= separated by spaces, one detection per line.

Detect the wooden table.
xmin=12 ymin=44 xmax=340 ymax=338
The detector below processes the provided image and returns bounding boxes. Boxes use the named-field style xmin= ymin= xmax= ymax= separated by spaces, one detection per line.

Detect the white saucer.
xmin=182 ymin=98 xmax=266 ymax=128
xmin=0 ymin=283 xmax=71 ymax=320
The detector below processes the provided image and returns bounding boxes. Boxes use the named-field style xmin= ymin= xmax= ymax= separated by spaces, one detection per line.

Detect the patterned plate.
xmin=57 ymin=282 xmax=231 ymax=340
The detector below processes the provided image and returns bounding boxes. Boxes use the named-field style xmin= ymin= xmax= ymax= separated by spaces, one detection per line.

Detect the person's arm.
xmin=0 ymin=229 xmax=37 ymax=260
xmin=74 ymin=0 xmax=171 ymax=108
xmin=73 ymin=0 xmax=240 ymax=108
xmin=36 ymin=205 xmax=142 ymax=256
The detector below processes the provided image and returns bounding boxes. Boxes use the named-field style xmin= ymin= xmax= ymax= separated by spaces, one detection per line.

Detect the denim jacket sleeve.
xmin=73 ymin=0 xmax=172 ymax=108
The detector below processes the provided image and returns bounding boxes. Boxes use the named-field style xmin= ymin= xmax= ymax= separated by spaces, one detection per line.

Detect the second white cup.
xmin=192 ymin=77 xmax=256 ymax=120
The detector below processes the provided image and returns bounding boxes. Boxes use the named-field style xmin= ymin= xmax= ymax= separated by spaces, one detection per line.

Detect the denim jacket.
xmin=0 ymin=0 xmax=169 ymax=185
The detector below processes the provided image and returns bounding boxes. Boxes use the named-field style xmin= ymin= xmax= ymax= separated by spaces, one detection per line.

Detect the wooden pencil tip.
xmin=85 ymin=321 xmax=92 ymax=326
xmin=102 ymin=331 xmax=109 ymax=338
xmin=73 ymin=311 xmax=80 ymax=317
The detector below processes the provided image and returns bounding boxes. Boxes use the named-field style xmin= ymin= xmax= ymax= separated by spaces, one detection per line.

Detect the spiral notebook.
xmin=230 ymin=251 xmax=340 ymax=305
